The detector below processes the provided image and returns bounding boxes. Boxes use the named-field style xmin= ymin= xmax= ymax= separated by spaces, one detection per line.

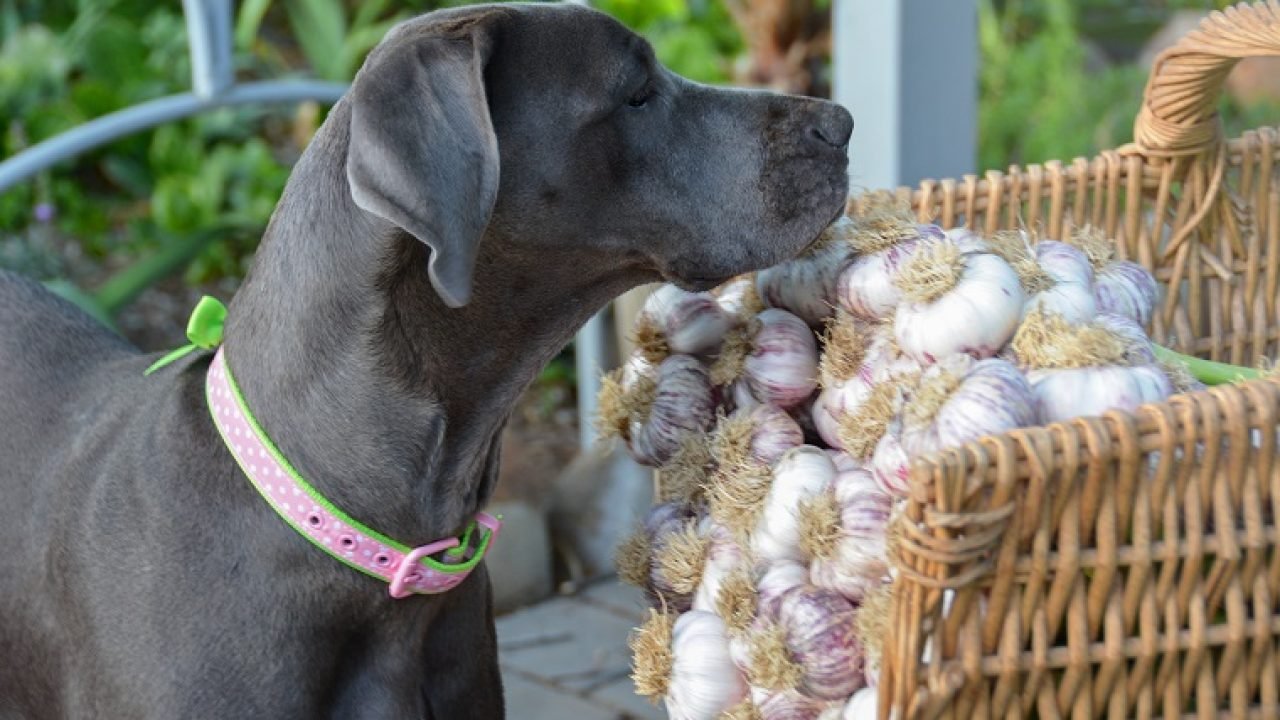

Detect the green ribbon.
xmin=144 ymin=295 xmax=227 ymax=376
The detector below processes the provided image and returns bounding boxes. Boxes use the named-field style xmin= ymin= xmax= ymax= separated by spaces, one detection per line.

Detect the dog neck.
xmin=223 ymin=99 xmax=644 ymax=544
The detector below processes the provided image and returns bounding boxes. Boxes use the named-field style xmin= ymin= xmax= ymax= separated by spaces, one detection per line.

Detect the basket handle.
xmin=1134 ymin=0 xmax=1280 ymax=157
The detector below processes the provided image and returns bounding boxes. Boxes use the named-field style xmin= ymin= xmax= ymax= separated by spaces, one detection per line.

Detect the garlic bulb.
xmin=629 ymin=354 xmax=717 ymax=467
xmin=812 ymin=313 xmax=884 ymax=450
xmin=898 ymin=355 xmax=1036 ymax=457
xmin=616 ymin=502 xmax=701 ymax=611
xmin=756 ymin=561 xmax=811 ymax=621
xmin=869 ymin=356 xmax=1034 ymax=497
xmin=835 ymin=218 xmax=982 ymax=322
xmin=693 ymin=520 xmax=747 ymax=613
xmin=836 ymin=240 xmax=925 ymax=321
xmin=812 ymin=377 xmax=873 ymax=451
xmin=833 ymin=382 xmax=907 ymax=463
xmin=869 ymin=418 xmax=911 ymax=499
xmin=746 ymin=310 xmax=820 ymax=408
xmin=716 ymin=274 xmax=766 ymax=321
xmin=1067 ymin=226 xmax=1159 ymax=327
xmin=860 ymin=326 xmax=922 ymax=383
xmin=757 ymin=586 xmax=864 ymax=700
xmin=713 ymin=405 xmax=806 ymax=473
xmin=753 ymin=447 xmax=837 ymax=564
xmin=826 ymin=450 xmax=863 ymax=473
xmin=753 ymin=688 xmax=842 ymax=720
xmin=749 ymin=405 xmax=808 ymax=466
xmin=757 ymin=223 xmax=856 ymax=327
xmin=805 ymin=469 xmax=893 ymax=601
xmin=1029 ymin=364 xmax=1174 ymax=423
xmin=1036 ymin=239 xmax=1094 ymax=285
xmin=841 ymin=688 xmax=878 ymax=720
xmin=596 ymin=351 xmax=657 ymax=442
xmin=1093 ymin=312 xmax=1156 ymax=364
xmin=632 ymin=609 xmax=748 ymax=720
xmin=1094 ymin=260 xmax=1159 ymax=327
xmin=620 ymin=349 xmax=658 ymax=389
xmin=1011 ymin=308 xmax=1173 ymax=423
xmin=714 ymin=309 xmax=819 ymax=409
xmin=1023 ymin=240 xmax=1096 ymax=324
xmin=635 ymin=284 xmax=735 ymax=360
xmin=893 ymin=242 xmax=1025 ymax=363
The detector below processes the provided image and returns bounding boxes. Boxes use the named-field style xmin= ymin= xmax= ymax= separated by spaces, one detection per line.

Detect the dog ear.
xmin=346 ymin=23 xmax=499 ymax=308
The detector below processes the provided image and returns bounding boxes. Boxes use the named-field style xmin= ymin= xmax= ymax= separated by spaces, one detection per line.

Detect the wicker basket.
xmin=847 ymin=2 xmax=1280 ymax=718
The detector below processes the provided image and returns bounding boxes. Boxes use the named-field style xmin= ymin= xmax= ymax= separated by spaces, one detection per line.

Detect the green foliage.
xmin=592 ymin=0 xmax=742 ymax=84
xmin=236 ymin=0 xmax=408 ymax=82
xmin=978 ymin=0 xmax=1144 ymax=170
xmin=5 ymin=0 xmax=1279 ymax=332
xmin=978 ymin=0 xmax=1278 ymax=171
xmin=0 ymin=1 xmax=301 ymax=310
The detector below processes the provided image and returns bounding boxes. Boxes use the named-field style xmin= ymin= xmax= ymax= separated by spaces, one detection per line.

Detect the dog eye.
xmin=627 ymin=83 xmax=654 ymax=108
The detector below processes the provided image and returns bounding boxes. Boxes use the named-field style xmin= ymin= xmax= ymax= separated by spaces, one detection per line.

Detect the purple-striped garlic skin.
xmin=861 ymin=329 xmax=923 ymax=384
xmin=756 ymin=561 xmax=811 ymax=622
xmin=756 ymin=240 xmax=855 ymax=328
xmin=748 ymin=404 xmax=808 ymax=466
xmin=754 ymin=688 xmax=842 ymax=720
xmin=640 ymin=284 xmax=736 ymax=356
xmin=895 ymin=251 xmax=1025 ymax=365
xmin=1036 ymin=239 xmax=1094 ymax=285
xmin=641 ymin=502 xmax=702 ymax=612
xmin=812 ymin=376 xmax=874 ymax=451
xmin=809 ymin=469 xmax=893 ymax=601
xmin=1093 ymin=312 xmax=1157 ymax=364
xmin=869 ymin=421 xmax=911 ymax=499
xmin=836 ymin=240 xmax=923 ymax=321
xmin=744 ymin=309 xmax=820 ymax=409
xmin=775 ymin=586 xmax=865 ymax=700
xmin=630 ymin=355 xmax=717 ymax=467
xmin=1094 ymin=260 xmax=1158 ymax=327
xmin=900 ymin=356 xmax=1037 ymax=457
xmin=1029 ymin=364 xmax=1174 ymax=424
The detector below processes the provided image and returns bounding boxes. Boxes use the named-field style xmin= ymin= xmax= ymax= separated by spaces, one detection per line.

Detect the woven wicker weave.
xmin=851 ymin=3 xmax=1280 ymax=718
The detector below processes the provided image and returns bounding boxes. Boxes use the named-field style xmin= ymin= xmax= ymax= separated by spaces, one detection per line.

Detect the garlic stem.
xmin=1152 ymin=345 xmax=1263 ymax=386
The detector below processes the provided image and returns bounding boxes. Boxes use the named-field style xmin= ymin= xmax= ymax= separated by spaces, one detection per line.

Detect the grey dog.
xmin=0 ymin=3 xmax=850 ymax=718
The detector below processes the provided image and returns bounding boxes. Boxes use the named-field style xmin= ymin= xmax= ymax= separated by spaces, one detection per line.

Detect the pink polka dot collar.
xmin=205 ymin=347 xmax=502 ymax=598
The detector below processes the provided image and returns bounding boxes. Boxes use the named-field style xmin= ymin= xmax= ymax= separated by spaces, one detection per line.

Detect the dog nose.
xmin=807 ymin=104 xmax=854 ymax=150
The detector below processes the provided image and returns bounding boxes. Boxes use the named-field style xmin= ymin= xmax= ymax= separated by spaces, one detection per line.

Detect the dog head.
xmin=347 ymin=3 xmax=852 ymax=308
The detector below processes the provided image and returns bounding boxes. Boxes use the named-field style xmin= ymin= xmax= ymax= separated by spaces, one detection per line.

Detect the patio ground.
xmin=496 ymin=578 xmax=666 ymax=720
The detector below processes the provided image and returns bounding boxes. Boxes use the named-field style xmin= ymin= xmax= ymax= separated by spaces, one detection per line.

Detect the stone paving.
xmin=496 ymin=578 xmax=667 ymax=720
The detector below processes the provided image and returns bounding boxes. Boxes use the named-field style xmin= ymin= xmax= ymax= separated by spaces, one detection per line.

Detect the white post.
xmin=833 ymin=0 xmax=979 ymax=190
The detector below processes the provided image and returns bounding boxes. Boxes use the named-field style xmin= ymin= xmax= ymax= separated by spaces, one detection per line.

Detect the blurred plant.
xmin=235 ymin=0 xmax=408 ymax=82
xmin=978 ymin=0 xmax=1147 ymax=170
xmin=724 ymin=0 xmax=830 ymax=97
xmin=978 ymin=0 xmax=1274 ymax=171
xmin=6 ymin=0 xmax=1279 ymax=337
xmin=593 ymin=0 xmax=743 ymax=84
